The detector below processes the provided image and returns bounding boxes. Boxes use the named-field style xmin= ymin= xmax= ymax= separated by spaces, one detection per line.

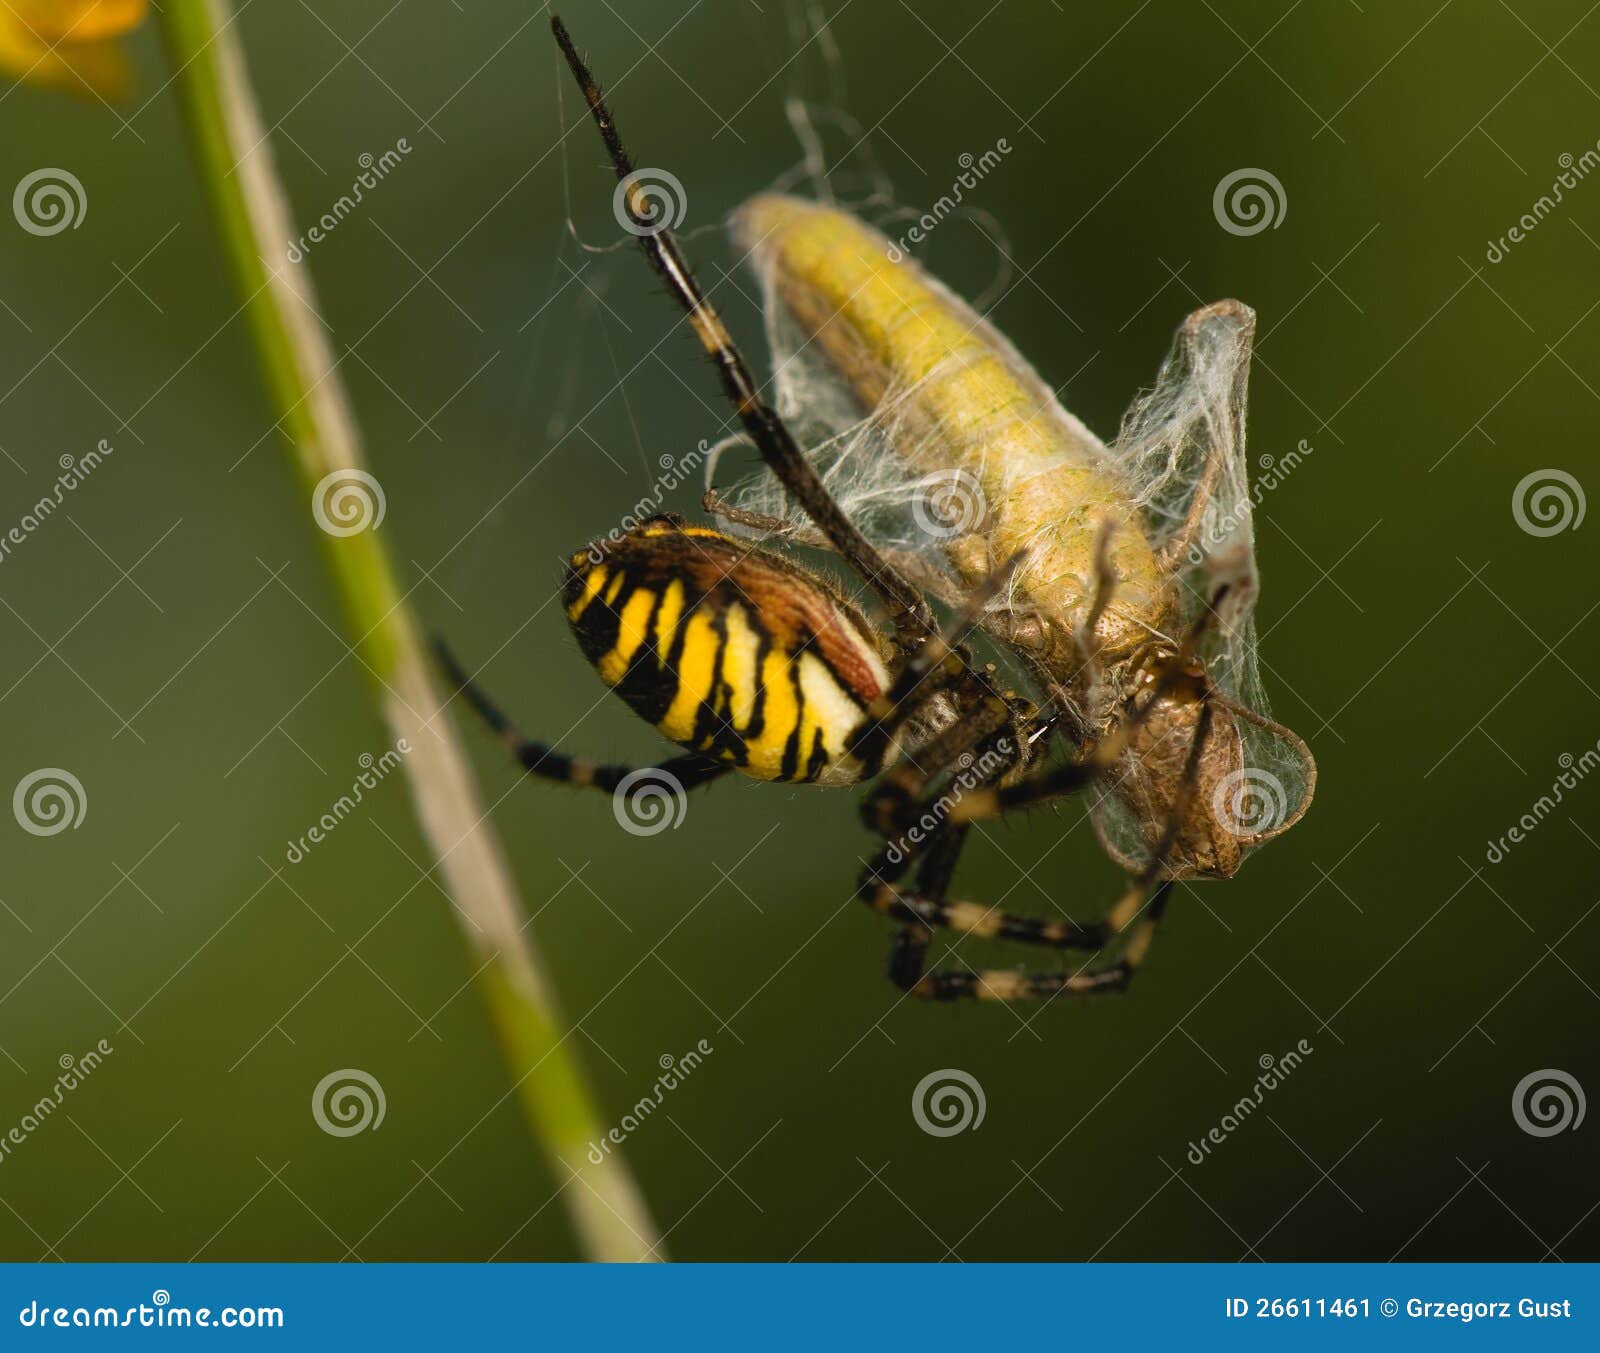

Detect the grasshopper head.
xmin=1091 ymin=647 xmax=1314 ymax=881
xmin=1101 ymin=661 xmax=1245 ymax=879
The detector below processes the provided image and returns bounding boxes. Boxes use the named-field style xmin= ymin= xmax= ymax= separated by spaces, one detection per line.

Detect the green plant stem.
xmin=160 ymin=0 xmax=661 ymax=1262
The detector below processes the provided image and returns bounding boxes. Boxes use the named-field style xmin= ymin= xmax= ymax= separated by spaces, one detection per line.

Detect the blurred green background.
xmin=1 ymin=0 xmax=1596 ymax=1261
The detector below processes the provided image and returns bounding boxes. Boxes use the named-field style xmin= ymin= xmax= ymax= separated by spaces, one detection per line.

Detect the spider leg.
xmin=700 ymin=490 xmax=829 ymax=547
xmin=848 ymin=550 xmax=1027 ymax=792
xmin=552 ymin=17 xmax=935 ymax=649
xmin=903 ymin=886 xmax=1173 ymax=1002
xmin=862 ymin=701 xmax=1215 ymax=1003
xmin=702 ymin=488 xmax=1047 ymax=653
xmin=435 ymin=640 xmax=730 ymax=794
xmin=872 ymin=723 xmax=1023 ymax=990
xmin=886 ymin=822 xmax=965 ymax=991
xmin=859 ymin=689 xmax=1016 ymax=835
xmin=858 ymin=718 xmax=1108 ymax=962
xmin=864 ymin=611 xmax=1164 ymax=837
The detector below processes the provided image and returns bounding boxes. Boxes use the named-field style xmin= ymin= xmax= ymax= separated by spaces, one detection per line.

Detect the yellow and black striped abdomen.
xmin=565 ymin=521 xmax=893 ymax=785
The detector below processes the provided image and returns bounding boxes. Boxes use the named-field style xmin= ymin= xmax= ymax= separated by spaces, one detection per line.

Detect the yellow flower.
xmin=0 ymin=0 xmax=148 ymax=101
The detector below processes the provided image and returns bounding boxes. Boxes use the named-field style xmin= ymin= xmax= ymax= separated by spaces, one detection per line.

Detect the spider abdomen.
xmin=564 ymin=521 xmax=893 ymax=785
